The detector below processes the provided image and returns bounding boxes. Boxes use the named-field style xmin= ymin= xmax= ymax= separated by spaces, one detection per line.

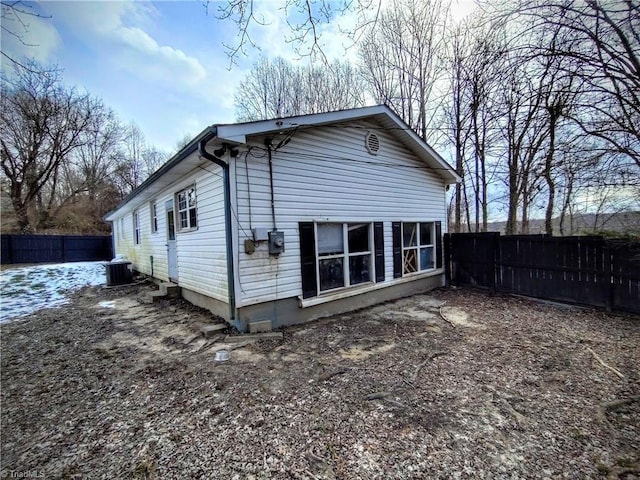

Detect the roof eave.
xmin=103 ymin=126 xmax=218 ymax=221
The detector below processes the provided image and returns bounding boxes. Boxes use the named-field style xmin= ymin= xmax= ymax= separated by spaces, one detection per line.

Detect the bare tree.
xmin=1 ymin=1 xmax=52 ymax=73
xmin=510 ymin=0 xmax=640 ymax=168
xmin=234 ymin=57 xmax=367 ymax=121
xmin=111 ymin=123 xmax=168 ymax=195
xmin=359 ymin=0 xmax=450 ymax=143
xmin=497 ymin=53 xmax=550 ymax=235
xmin=443 ymin=21 xmax=473 ymax=232
xmin=204 ymin=0 xmax=382 ymax=64
xmin=442 ymin=18 xmax=506 ymax=232
xmin=0 ymin=62 xmax=99 ymax=232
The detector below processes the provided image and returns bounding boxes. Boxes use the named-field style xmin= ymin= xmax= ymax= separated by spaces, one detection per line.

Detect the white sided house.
xmin=104 ymin=105 xmax=460 ymax=332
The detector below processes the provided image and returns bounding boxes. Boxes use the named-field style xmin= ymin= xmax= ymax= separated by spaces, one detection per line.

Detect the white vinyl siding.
xmin=234 ymin=119 xmax=447 ymax=307
xmin=110 ymin=157 xmax=227 ymax=303
xmin=170 ymin=168 xmax=227 ymax=302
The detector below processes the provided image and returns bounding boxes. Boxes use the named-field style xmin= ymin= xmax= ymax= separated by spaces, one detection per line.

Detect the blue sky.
xmin=3 ymin=0 xmax=476 ymax=154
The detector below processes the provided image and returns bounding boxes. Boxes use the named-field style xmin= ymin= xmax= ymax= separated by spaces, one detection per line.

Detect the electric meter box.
xmin=268 ymin=230 xmax=285 ymax=255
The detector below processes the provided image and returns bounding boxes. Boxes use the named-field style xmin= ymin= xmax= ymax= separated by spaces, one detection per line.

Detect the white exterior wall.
xmin=110 ymin=160 xmax=228 ymax=303
xmin=171 ymin=166 xmax=227 ymax=302
xmin=234 ymin=120 xmax=447 ymax=307
xmin=112 ymin=199 xmax=168 ymax=279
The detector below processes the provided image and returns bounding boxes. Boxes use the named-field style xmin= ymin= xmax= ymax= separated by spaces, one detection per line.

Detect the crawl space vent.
xmin=365 ymin=132 xmax=380 ymax=155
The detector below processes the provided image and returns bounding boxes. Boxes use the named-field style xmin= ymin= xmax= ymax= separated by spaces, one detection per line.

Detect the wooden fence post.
xmin=603 ymin=241 xmax=613 ymax=312
xmin=490 ymin=232 xmax=500 ymax=293
xmin=6 ymin=235 xmax=14 ymax=265
xmin=444 ymin=233 xmax=451 ymax=286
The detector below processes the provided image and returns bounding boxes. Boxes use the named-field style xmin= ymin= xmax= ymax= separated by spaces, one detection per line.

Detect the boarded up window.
xmin=393 ymin=221 xmax=442 ymax=275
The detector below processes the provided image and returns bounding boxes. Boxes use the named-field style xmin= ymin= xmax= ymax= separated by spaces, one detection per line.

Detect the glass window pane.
xmin=349 ymin=254 xmax=371 ymax=285
xmin=178 ymin=193 xmax=186 ymax=210
xmin=420 ymin=223 xmax=433 ymax=245
xmin=179 ymin=211 xmax=188 ymax=228
xmin=188 ymin=188 xmax=196 ymax=207
xmin=403 ymin=223 xmax=417 ymax=247
xmin=189 ymin=208 xmax=197 ymax=228
xmin=168 ymin=211 xmax=175 ymax=240
xmin=318 ymin=224 xmax=343 ymax=255
xmin=319 ymin=257 xmax=344 ymax=291
xmin=403 ymin=249 xmax=418 ymax=274
xmin=420 ymin=247 xmax=434 ymax=270
xmin=348 ymin=224 xmax=369 ymax=253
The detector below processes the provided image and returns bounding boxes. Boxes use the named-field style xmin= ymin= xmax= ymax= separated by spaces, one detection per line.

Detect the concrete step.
xmin=159 ymin=282 xmax=181 ymax=298
xmin=224 ymin=332 xmax=283 ymax=343
xmin=148 ymin=282 xmax=181 ymax=302
xmin=201 ymin=323 xmax=227 ymax=338
xmin=249 ymin=320 xmax=273 ymax=333
xmin=149 ymin=291 xmax=166 ymax=302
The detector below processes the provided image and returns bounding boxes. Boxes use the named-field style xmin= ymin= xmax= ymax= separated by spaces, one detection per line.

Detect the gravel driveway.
xmin=1 ymin=282 xmax=638 ymax=479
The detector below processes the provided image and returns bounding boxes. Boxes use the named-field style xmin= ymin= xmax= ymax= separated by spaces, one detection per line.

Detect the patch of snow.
xmin=98 ymin=300 xmax=116 ymax=309
xmin=0 ymin=262 xmax=106 ymax=323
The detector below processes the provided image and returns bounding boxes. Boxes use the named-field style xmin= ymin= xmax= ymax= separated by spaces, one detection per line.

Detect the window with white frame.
xmin=150 ymin=202 xmax=158 ymax=233
xmin=402 ymin=222 xmax=435 ymax=274
xmin=317 ymin=223 xmax=372 ymax=292
xmin=176 ymin=186 xmax=197 ymax=230
xmin=119 ymin=218 xmax=124 ymax=239
xmin=133 ymin=211 xmax=141 ymax=245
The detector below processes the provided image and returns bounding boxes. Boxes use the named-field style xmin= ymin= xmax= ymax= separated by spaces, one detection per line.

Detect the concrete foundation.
xmin=235 ymin=273 xmax=444 ymax=332
xmin=176 ymin=273 xmax=444 ymax=333
xmin=180 ymin=288 xmax=230 ymax=321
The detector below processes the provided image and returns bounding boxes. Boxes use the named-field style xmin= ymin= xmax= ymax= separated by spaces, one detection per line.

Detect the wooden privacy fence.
xmin=445 ymin=233 xmax=640 ymax=314
xmin=1 ymin=234 xmax=113 ymax=265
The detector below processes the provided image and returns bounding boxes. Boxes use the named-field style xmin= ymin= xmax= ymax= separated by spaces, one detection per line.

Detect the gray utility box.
xmin=105 ymin=261 xmax=132 ymax=286
xmin=268 ymin=231 xmax=285 ymax=255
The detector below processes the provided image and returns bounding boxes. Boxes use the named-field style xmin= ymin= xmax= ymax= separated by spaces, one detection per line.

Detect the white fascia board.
xmin=216 ymin=105 xmax=390 ymax=144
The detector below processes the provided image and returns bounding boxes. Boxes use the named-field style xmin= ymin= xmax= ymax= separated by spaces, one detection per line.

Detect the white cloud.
xmin=41 ymin=1 xmax=206 ymax=89
xmin=113 ymin=25 xmax=206 ymax=87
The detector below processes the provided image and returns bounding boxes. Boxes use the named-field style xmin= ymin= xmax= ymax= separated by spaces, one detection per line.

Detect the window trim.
xmin=133 ymin=211 xmax=141 ymax=245
xmin=176 ymin=185 xmax=198 ymax=232
xmin=314 ymin=222 xmax=374 ymax=295
xmin=150 ymin=201 xmax=158 ymax=234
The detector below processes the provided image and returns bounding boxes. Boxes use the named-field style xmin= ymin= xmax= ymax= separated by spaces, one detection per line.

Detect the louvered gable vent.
xmin=365 ymin=132 xmax=380 ymax=155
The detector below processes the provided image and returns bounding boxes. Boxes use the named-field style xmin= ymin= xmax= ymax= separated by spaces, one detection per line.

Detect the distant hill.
xmin=483 ymin=211 xmax=640 ymax=236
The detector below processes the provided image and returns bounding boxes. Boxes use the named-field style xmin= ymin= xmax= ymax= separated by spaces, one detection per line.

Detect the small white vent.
xmin=365 ymin=132 xmax=380 ymax=155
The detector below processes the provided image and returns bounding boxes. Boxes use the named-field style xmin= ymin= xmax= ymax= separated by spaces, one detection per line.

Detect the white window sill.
xmin=177 ymin=227 xmax=198 ymax=234
xmin=298 ymin=268 xmax=444 ymax=308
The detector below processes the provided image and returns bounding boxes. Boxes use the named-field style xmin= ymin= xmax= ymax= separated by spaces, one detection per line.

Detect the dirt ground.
xmin=1 ymin=281 xmax=639 ymax=479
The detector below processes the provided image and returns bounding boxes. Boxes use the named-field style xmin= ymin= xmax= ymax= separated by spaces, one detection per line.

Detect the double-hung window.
xmin=299 ymin=222 xmax=385 ymax=299
xmin=402 ymin=222 xmax=435 ymax=274
xmin=133 ymin=211 xmax=140 ymax=245
xmin=317 ymin=223 xmax=372 ymax=292
xmin=177 ymin=186 xmax=197 ymax=230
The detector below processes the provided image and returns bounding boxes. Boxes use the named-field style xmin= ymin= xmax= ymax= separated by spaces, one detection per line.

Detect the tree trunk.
xmin=544 ymin=109 xmax=560 ymax=235
xmin=505 ymin=149 xmax=519 ymax=235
